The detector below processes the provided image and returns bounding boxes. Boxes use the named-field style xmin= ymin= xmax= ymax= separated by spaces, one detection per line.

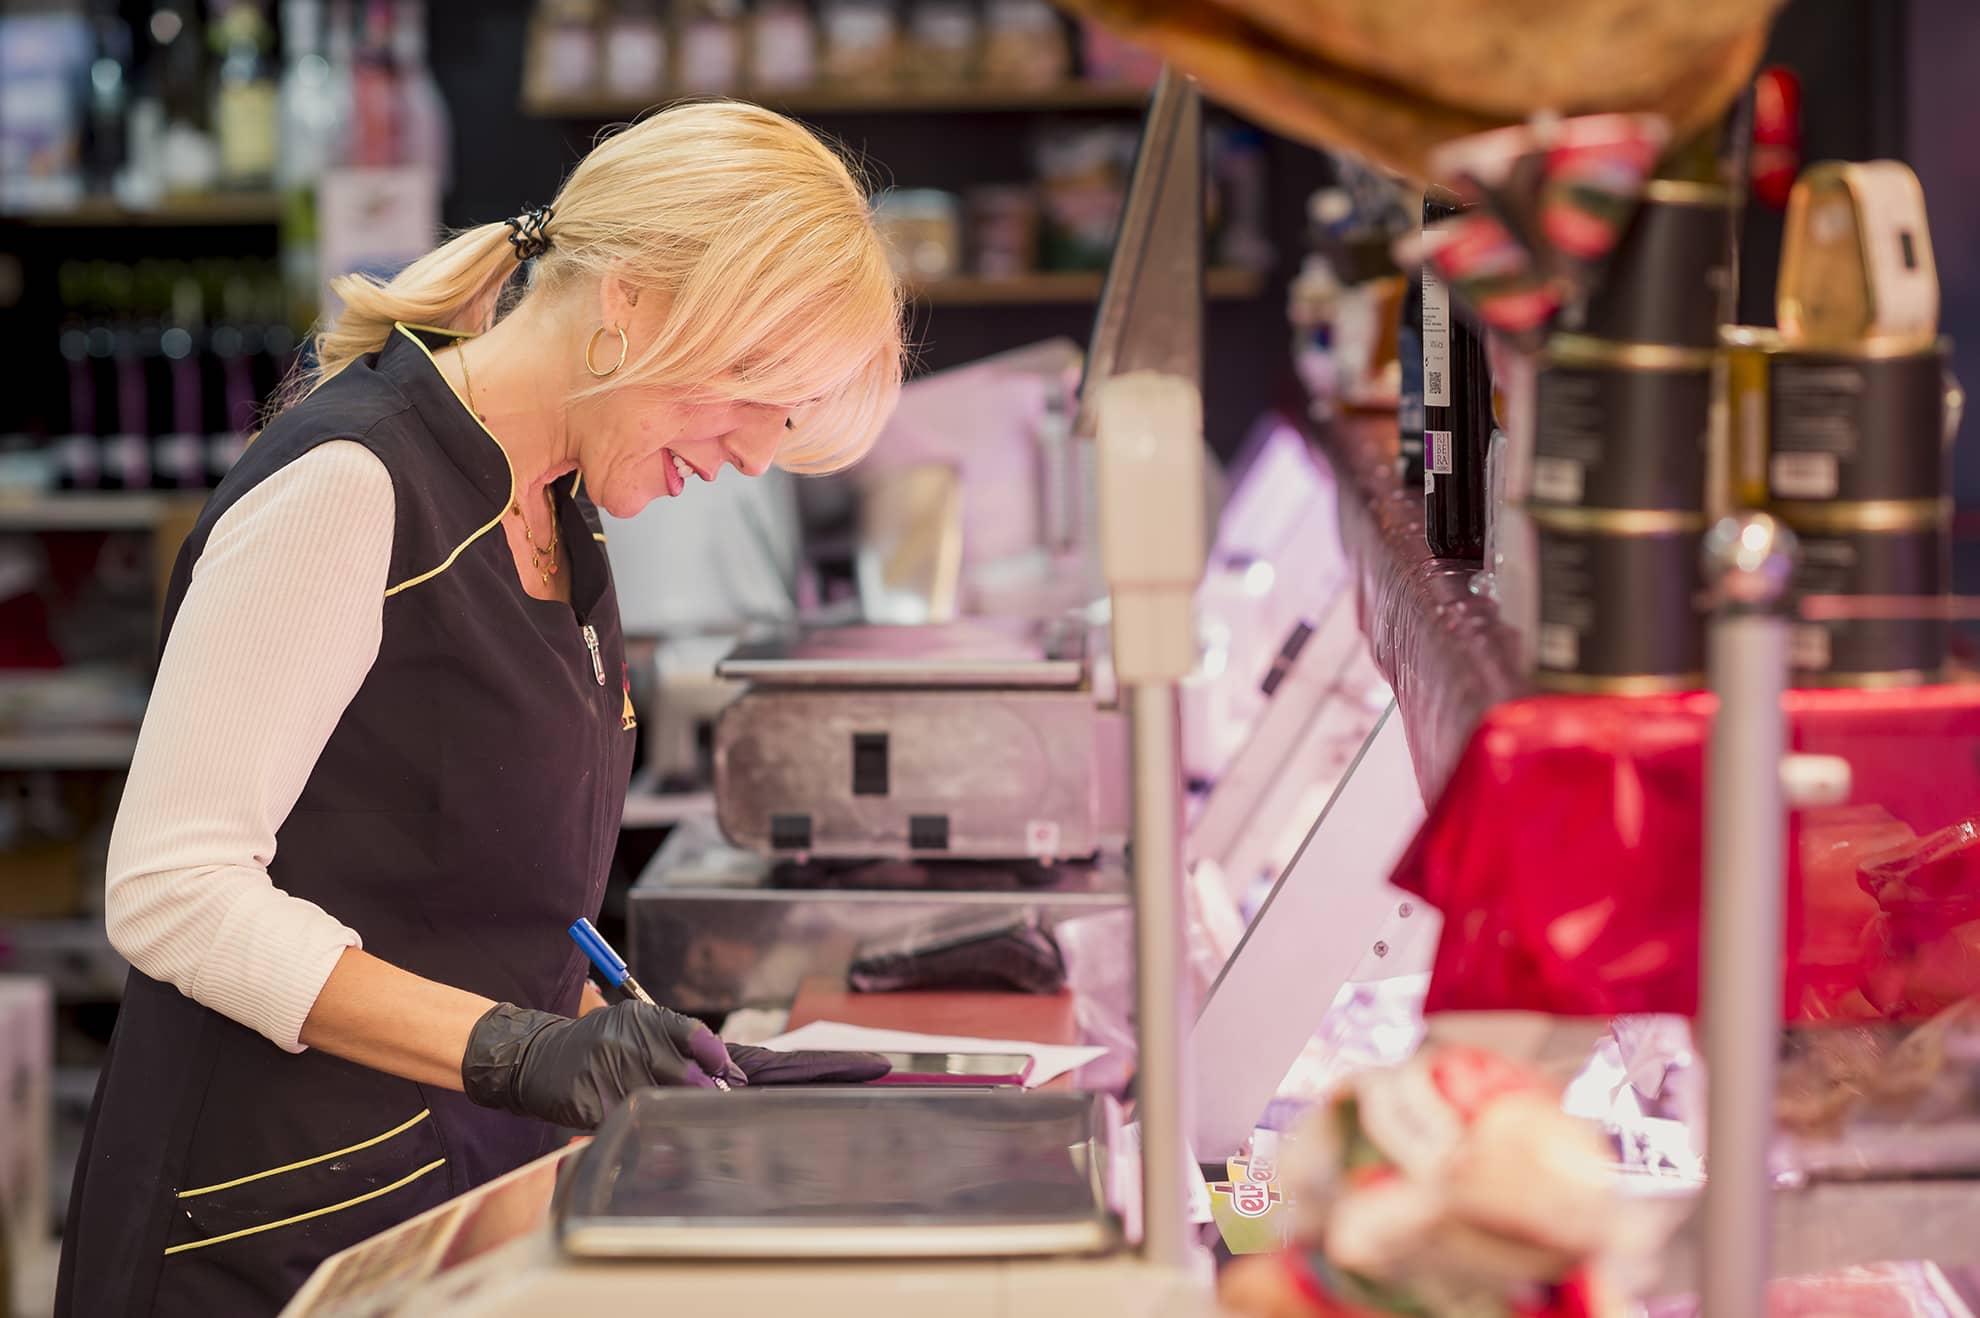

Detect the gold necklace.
xmin=457 ymin=343 xmax=559 ymax=585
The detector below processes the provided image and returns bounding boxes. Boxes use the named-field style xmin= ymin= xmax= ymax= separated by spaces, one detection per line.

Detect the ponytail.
xmin=310 ymin=221 xmax=521 ymax=387
xmin=277 ymin=101 xmax=904 ymax=471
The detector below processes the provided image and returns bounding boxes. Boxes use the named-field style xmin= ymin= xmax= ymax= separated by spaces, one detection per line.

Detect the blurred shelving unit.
xmin=0 ymin=492 xmax=206 ymax=533
xmin=3 ymin=192 xmax=285 ymax=228
xmin=521 ymin=81 xmax=1153 ymax=119
xmin=0 ymin=734 xmax=139 ymax=772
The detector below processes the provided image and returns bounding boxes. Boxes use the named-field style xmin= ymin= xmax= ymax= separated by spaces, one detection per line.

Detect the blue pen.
xmin=569 ymin=918 xmax=731 ymax=1091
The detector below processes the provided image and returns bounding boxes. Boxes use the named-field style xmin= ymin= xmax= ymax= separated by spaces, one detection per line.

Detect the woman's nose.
xmin=723 ymin=412 xmax=783 ymax=478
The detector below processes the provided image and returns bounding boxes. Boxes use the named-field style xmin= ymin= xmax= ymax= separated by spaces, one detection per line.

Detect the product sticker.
xmin=1538 ymin=623 xmax=1579 ymax=672
xmin=1421 ymin=268 xmax=1451 ymax=407
xmin=1024 ymin=820 xmax=1061 ymax=858
xmin=1791 ymin=623 xmax=1833 ymax=671
xmin=1423 ymin=471 xmax=1435 ymax=494
xmin=1771 ymin=451 xmax=1841 ymax=500
xmin=1427 ymin=428 xmax=1454 ymax=476
xmin=318 ymin=166 xmax=440 ymax=322
xmin=1532 ymin=456 xmax=1586 ymax=505
xmin=1206 ymin=1150 xmax=1293 ymax=1253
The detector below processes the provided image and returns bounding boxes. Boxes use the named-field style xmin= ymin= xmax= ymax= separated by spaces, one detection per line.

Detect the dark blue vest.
xmin=58 ymin=324 xmax=637 ymax=1315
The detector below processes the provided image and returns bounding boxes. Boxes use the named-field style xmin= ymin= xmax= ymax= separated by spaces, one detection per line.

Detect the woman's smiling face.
xmin=577 ymin=385 xmax=788 ymax=519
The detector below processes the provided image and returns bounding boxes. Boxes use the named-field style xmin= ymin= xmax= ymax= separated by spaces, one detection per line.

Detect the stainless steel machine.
xmin=712 ymin=619 xmax=1124 ymax=863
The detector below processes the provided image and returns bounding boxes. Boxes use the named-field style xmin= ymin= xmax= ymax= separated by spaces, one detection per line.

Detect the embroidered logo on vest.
xmin=621 ymin=663 xmax=638 ymax=732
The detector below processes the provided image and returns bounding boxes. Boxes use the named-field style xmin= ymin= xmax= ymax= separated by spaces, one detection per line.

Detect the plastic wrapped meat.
xmin=1222 ymin=1045 xmax=1627 ymax=1318
xmin=1793 ymin=805 xmax=1917 ymax=1022
xmin=1859 ymin=817 xmax=1980 ymax=1019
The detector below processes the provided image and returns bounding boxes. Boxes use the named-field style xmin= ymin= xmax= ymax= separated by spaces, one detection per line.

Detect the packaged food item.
xmin=1532 ymin=336 xmax=1713 ymax=513
xmin=1078 ymin=17 xmax=1161 ymax=89
xmin=819 ymin=0 xmax=899 ymax=88
xmin=981 ymin=0 xmax=1069 ymax=89
xmin=905 ymin=0 xmax=976 ymax=86
xmin=749 ymin=0 xmax=816 ymax=91
xmin=1223 ymin=1045 xmax=1624 ymax=1318
xmin=1034 ymin=123 xmax=1135 ymax=270
xmin=602 ymin=0 xmax=668 ymax=99
xmin=1531 ymin=507 xmax=1706 ymax=695
xmin=1778 ymin=161 xmax=1938 ymax=351
xmin=873 ymin=189 xmax=961 ymax=280
xmin=675 ymin=0 xmax=743 ymax=95
xmin=965 ymin=185 xmax=1038 ymax=278
xmin=529 ymin=0 xmax=601 ymax=102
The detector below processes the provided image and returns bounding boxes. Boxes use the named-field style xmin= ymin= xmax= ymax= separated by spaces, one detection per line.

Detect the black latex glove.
xmin=724 ymin=1043 xmax=893 ymax=1086
xmin=462 ymin=1000 xmax=739 ymax=1130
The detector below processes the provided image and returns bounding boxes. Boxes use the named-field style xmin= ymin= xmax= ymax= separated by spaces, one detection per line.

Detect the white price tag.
xmin=1771 ymin=451 xmax=1841 ymax=500
xmin=1421 ymin=268 xmax=1451 ymax=407
xmin=1532 ymin=456 xmax=1586 ymax=505
xmin=1538 ymin=623 xmax=1580 ymax=671
xmin=1791 ymin=624 xmax=1833 ymax=671
xmin=1025 ymin=820 xmax=1061 ymax=858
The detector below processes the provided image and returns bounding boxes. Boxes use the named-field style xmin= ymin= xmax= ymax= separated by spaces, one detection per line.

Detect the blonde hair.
xmin=311 ymin=101 xmax=905 ymax=473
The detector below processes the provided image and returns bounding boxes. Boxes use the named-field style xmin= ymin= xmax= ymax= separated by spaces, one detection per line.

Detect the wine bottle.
xmin=1422 ymin=188 xmax=1491 ymax=561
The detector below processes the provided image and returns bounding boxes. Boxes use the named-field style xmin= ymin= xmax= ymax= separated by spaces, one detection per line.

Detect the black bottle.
xmin=1422 ymin=188 xmax=1491 ymax=561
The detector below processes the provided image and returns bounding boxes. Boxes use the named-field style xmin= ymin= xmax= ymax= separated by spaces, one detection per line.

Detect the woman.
xmin=58 ymin=102 xmax=903 ymax=1316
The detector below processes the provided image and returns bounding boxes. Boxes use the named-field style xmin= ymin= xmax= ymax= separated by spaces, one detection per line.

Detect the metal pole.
xmin=1130 ymin=681 xmax=1191 ymax=1268
xmin=1699 ymin=513 xmax=1796 ymax=1318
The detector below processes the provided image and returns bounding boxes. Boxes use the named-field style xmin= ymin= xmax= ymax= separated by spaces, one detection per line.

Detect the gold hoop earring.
xmin=585 ymin=325 xmax=629 ymax=378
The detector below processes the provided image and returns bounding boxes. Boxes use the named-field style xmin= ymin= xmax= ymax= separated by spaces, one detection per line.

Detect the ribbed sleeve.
xmin=105 ymin=440 xmax=395 ymax=1052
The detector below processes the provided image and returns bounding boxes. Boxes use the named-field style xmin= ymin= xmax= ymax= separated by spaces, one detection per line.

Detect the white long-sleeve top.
xmin=105 ymin=440 xmax=398 ymax=1052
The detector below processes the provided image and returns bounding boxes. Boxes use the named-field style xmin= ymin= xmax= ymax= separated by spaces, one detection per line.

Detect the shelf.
xmin=0 ymin=732 xmax=139 ymax=769
xmin=0 ymin=491 xmax=204 ymax=532
xmin=5 ymin=192 xmax=284 ymax=228
xmin=912 ymin=267 xmax=1266 ymax=305
xmin=525 ymin=82 xmax=1153 ymax=119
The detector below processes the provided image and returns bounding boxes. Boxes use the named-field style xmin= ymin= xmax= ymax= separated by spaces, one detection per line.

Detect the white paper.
xmin=757 ymin=1019 xmax=1107 ymax=1088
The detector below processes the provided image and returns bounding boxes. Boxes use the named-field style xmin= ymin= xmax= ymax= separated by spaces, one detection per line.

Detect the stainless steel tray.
xmin=558 ymin=1088 xmax=1121 ymax=1260
xmin=717 ymin=622 xmax=1086 ymax=689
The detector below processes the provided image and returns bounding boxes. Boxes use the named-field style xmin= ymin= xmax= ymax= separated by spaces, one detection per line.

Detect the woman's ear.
xmin=598 ymin=270 xmax=642 ymax=326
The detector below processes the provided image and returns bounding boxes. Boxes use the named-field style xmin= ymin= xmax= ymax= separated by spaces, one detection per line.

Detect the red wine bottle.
xmin=1422 ymin=188 xmax=1491 ymax=561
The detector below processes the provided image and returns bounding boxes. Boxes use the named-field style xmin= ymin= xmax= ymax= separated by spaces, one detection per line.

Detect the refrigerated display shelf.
xmin=5 ymin=192 xmax=284 ymax=227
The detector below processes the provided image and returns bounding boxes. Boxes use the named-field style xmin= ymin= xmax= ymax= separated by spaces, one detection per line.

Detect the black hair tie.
xmin=506 ymin=205 xmax=553 ymax=261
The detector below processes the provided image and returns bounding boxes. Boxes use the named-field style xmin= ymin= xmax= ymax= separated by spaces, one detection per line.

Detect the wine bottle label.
xmin=1426 ymin=428 xmax=1453 ymax=475
xmin=1422 ymin=268 xmax=1451 ymax=407
xmin=218 ymin=82 xmax=279 ymax=181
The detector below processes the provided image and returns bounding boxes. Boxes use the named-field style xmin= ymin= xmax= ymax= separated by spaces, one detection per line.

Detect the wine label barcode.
xmin=1427 ymin=429 xmax=1454 ymax=475
xmin=1426 ymin=370 xmax=1444 ymax=398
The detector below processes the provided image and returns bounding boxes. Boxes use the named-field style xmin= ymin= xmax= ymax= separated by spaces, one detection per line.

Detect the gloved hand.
xmin=724 ymin=1043 xmax=893 ymax=1086
xmin=462 ymin=1000 xmax=741 ymax=1130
